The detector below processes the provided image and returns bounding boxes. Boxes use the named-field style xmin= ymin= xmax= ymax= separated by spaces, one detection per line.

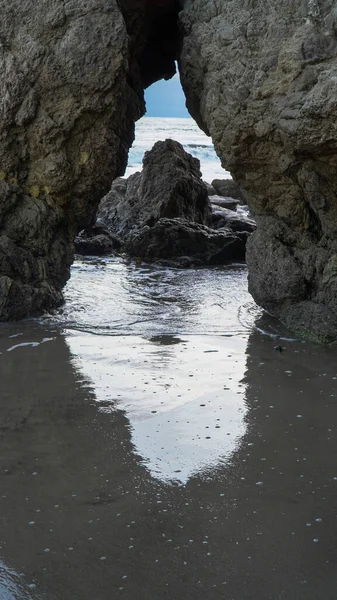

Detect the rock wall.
xmin=0 ymin=0 xmax=179 ymax=320
xmin=179 ymin=0 xmax=337 ymax=341
xmin=2 ymin=0 xmax=337 ymax=341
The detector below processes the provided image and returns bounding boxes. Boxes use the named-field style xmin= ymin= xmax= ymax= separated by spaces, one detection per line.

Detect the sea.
xmin=125 ymin=116 xmax=231 ymax=183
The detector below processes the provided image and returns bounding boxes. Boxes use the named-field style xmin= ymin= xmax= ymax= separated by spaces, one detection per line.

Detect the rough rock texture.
xmin=211 ymin=207 xmax=256 ymax=233
xmin=125 ymin=218 xmax=247 ymax=264
xmin=179 ymin=0 xmax=337 ymax=341
xmin=97 ymin=139 xmax=212 ymax=238
xmin=209 ymin=195 xmax=240 ymax=211
xmin=204 ymin=181 xmax=217 ymax=196
xmin=75 ymin=224 xmax=121 ymax=257
xmin=96 ymin=139 xmax=250 ymax=264
xmin=211 ymin=180 xmax=245 ymax=204
xmin=0 ymin=0 xmax=179 ymax=320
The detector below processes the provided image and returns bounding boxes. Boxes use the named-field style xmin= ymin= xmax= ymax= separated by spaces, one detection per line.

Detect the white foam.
xmin=7 ymin=338 xmax=54 ymax=352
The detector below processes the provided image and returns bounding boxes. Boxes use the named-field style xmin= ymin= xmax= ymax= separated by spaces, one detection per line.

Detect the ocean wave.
xmin=125 ymin=116 xmax=231 ymax=181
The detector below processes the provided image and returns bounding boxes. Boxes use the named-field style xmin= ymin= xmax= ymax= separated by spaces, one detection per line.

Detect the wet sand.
xmin=1 ymin=316 xmax=337 ymax=599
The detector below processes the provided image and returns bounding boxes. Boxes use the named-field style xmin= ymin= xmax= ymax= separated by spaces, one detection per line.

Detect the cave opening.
xmin=125 ymin=70 xmax=230 ymax=185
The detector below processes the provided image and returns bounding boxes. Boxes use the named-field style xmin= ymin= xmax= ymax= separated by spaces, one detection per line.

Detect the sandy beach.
xmin=1 ymin=264 xmax=337 ymax=599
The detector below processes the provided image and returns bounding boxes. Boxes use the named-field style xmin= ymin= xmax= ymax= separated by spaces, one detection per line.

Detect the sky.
xmin=145 ymin=73 xmax=190 ymax=118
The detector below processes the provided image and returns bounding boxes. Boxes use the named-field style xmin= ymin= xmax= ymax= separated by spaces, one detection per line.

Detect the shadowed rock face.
xmin=97 ymin=139 xmax=211 ymax=239
xmin=0 ymin=0 xmax=179 ymax=320
xmin=94 ymin=139 xmax=250 ymax=265
xmin=2 ymin=0 xmax=337 ymax=340
xmin=179 ymin=0 xmax=337 ymax=341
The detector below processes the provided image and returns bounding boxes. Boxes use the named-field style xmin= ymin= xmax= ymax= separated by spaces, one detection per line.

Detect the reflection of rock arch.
xmin=2 ymin=321 xmax=337 ymax=598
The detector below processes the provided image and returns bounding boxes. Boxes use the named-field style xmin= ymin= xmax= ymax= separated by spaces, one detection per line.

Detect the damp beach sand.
xmin=1 ymin=258 xmax=337 ymax=599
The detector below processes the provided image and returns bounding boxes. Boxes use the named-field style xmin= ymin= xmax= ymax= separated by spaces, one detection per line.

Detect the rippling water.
xmin=51 ymin=258 xmax=260 ymax=337
xmin=2 ymin=257 xmax=337 ymax=599
xmin=42 ymin=258 xmax=260 ymax=484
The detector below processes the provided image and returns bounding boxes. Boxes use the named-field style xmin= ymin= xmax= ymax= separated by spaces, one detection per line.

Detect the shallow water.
xmin=52 ymin=258 xmax=257 ymax=336
xmin=1 ymin=258 xmax=337 ymax=599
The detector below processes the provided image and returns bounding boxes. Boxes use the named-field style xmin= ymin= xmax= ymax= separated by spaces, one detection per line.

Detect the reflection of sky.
xmin=0 ymin=560 xmax=41 ymax=600
xmin=66 ymin=332 xmax=248 ymax=484
xmin=56 ymin=259 xmax=258 ymax=337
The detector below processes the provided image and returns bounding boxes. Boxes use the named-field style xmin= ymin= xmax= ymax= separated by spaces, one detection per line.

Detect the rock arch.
xmin=0 ymin=0 xmax=179 ymax=320
xmin=1 ymin=0 xmax=337 ymax=341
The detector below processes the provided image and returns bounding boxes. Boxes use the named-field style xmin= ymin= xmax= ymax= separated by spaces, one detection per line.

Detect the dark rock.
xmin=0 ymin=234 xmax=64 ymax=321
xmin=211 ymin=180 xmax=245 ymax=203
xmin=3 ymin=0 xmax=337 ymax=342
xmin=247 ymin=218 xmax=308 ymax=312
xmin=75 ymin=225 xmax=122 ymax=257
xmin=125 ymin=218 xmax=247 ymax=264
xmin=153 ymin=256 xmax=204 ymax=269
xmin=95 ymin=177 xmax=129 ymax=234
xmin=204 ymin=181 xmax=217 ymax=196
xmin=247 ymin=217 xmax=337 ymax=343
xmin=0 ymin=0 xmax=179 ymax=321
xmin=180 ymin=0 xmax=337 ymax=341
xmin=96 ymin=140 xmax=253 ymax=265
xmin=209 ymin=195 xmax=240 ymax=211
xmin=97 ymin=139 xmax=211 ymax=239
xmin=211 ymin=207 xmax=256 ymax=233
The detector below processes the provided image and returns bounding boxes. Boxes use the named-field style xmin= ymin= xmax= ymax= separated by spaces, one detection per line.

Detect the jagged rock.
xmin=96 ymin=140 xmax=253 ymax=265
xmin=2 ymin=0 xmax=337 ymax=342
xmin=211 ymin=180 xmax=245 ymax=203
xmin=0 ymin=182 xmax=71 ymax=320
xmin=75 ymin=225 xmax=122 ymax=257
xmin=204 ymin=181 xmax=217 ymax=196
xmin=0 ymin=0 xmax=179 ymax=320
xmin=96 ymin=177 xmax=129 ymax=234
xmin=209 ymin=195 xmax=239 ymax=211
xmin=180 ymin=0 xmax=337 ymax=341
xmin=211 ymin=207 xmax=256 ymax=233
xmin=125 ymin=218 xmax=247 ymax=264
xmin=97 ymin=139 xmax=211 ymax=238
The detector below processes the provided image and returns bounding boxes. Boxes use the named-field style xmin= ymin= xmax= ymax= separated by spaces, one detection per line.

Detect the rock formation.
xmin=75 ymin=224 xmax=121 ymax=257
xmin=92 ymin=139 xmax=251 ymax=265
xmin=97 ymin=139 xmax=212 ymax=238
xmin=211 ymin=206 xmax=256 ymax=233
xmin=125 ymin=217 xmax=247 ymax=264
xmin=209 ymin=196 xmax=240 ymax=211
xmin=179 ymin=0 xmax=337 ymax=341
xmin=0 ymin=0 xmax=179 ymax=320
xmin=211 ymin=180 xmax=245 ymax=204
xmin=1 ymin=0 xmax=337 ymax=341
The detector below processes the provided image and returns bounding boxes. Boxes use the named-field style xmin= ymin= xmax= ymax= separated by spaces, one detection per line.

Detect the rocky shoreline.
xmin=75 ymin=139 xmax=255 ymax=267
xmin=0 ymin=0 xmax=337 ymax=342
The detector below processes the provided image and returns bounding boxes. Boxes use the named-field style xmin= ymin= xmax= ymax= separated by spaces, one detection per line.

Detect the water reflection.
xmin=66 ymin=331 xmax=248 ymax=484
xmin=1 ymin=321 xmax=337 ymax=598
xmin=0 ymin=560 xmax=44 ymax=599
xmin=50 ymin=258 xmax=256 ymax=336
